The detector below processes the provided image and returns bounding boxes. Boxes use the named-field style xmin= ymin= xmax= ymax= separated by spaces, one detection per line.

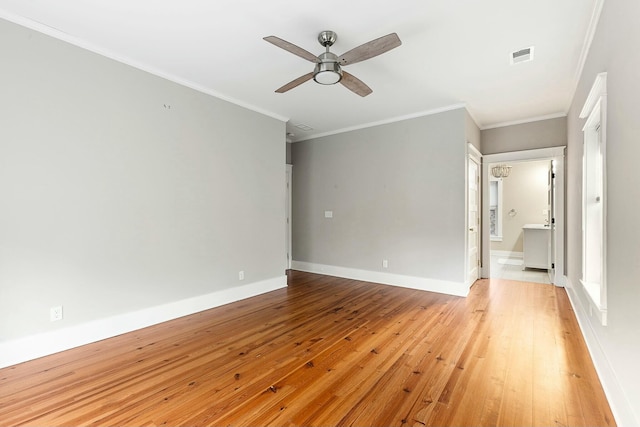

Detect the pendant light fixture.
xmin=491 ymin=164 xmax=512 ymax=178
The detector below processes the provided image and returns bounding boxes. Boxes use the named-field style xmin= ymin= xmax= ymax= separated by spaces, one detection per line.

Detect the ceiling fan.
xmin=263 ymin=31 xmax=401 ymax=97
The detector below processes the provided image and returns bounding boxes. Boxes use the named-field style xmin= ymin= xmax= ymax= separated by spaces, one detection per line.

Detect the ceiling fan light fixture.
xmin=264 ymin=30 xmax=401 ymax=95
xmin=314 ymin=69 xmax=342 ymax=85
xmin=313 ymin=55 xmax=342 ymax=85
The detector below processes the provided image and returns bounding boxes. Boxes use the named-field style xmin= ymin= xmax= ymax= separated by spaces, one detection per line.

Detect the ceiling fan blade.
xmin=338 ymin=33 xmax=402 ymax=66
xmin=340 ymin=71 xmax=372 ymax=97
xmin=275 ymin=72 xmax=314 ymax=93
xmin=263 ymin=36 xmax=319 ymax=63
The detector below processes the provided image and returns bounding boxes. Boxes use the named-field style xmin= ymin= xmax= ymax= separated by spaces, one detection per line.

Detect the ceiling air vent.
xmin=510 ymin=46 xmax=534 ymax=65
xmin=294 ymin=123 xmax=314 ymax=131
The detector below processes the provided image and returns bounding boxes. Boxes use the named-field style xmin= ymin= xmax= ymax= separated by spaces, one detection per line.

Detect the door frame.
xmin=481 ymin=146 xmax=566 ymax=286
xmin=465 ymin=143 xmax=482 ymax=288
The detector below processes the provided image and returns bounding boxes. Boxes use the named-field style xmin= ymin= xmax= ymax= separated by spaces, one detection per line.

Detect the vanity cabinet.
xmin=522 ymin=224 xmax=550 ymax=269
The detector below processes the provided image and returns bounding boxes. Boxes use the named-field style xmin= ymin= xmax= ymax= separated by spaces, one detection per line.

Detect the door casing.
xmin=481 ymin=146 xmax=566 ymax=286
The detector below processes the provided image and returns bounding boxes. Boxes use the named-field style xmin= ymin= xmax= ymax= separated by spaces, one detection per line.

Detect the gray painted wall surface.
xmin=0 ymin=19 xmax=285 ymax=341
xmin=291 ymin=109 xmax=467 ymax=284
xmin=481 ymin=117 xmax=567 ymax=154
xmin=465 ymin=110 xmax=481 ymax=151
xmin=566 ymin=0 xmax=640 ymax=424
xmin=286 ymin=142 xmax=292 ymax=164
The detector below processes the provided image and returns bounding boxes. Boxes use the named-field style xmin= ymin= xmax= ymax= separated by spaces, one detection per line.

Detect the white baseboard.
xmin=0 ymin=276 xmax=287 ymax=369
xmin=292 ymin=261 xmax=469 ymax=297
xmin=553 ymin=273 xmax=567 ymax=287
xmin=490 ymin=250 xmax=524 ymax=259
xmin=564 ymin=277 xmax=637 ymax=427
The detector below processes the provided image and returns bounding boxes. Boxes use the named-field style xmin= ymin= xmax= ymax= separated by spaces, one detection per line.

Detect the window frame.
xmin=489 ymin=176 xmax=503 ymax=242
xmin=579 ymin=72 xmax=607 ymax=326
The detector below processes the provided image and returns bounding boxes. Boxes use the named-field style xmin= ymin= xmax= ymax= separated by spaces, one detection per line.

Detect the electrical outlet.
xmin=239 ymin=271 xmax=245 ymax=281
xmin=50 ymin=306 xmax=63 ymax=322
xmin=382 ymin=259 xmax=389 ymax=269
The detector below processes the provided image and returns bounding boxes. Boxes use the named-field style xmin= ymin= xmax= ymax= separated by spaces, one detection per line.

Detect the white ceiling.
xmin=0 ymin=0 xmax=600 ymax=142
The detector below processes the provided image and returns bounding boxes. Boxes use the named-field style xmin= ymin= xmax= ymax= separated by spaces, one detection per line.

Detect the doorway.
xmin=487 ymin=159 xmax=554 ymax=284
xmin=481 ymin=147 xmax=565 ymax=286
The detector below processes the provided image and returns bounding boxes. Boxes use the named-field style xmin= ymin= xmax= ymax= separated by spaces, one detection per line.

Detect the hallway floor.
xmin=490 ymin=253 xmax=552 ymax=285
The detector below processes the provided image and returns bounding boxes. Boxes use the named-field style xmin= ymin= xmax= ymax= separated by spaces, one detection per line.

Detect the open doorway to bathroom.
xmin=488 ymin=159 xmax=554 ymax=284
xmin=481 ymin=147 xmax=565 ymax=286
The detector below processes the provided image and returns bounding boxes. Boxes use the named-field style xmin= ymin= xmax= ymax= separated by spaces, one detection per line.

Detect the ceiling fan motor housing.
xmin=318 ymin=30 xmax=338 ymax=47
xmin=314 ymin=51 xmax=342 ymax=85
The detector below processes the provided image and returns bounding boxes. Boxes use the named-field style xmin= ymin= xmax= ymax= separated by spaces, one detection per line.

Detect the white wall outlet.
xmin=324 ymin=210 xmax=333 ymax=218
xmin=239 ymin=271 xmax=244 ymax=281
xmin=50 ymin=306 xmax=63 ymax=322
xmin=382 ymin=259 xmax=389 ymax=269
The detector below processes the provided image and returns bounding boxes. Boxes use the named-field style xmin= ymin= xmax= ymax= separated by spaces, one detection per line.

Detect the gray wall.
xmin=566 ymin=0 xmax=640 ymax=423
xmin=465 ymin=110 xmax=481 ymax=151
xmin=0 ymin=19 xmax=286 ymax=341
xmin=291 ymin=108 xmax=467 ymax=285
xmin=481 ymin=116 xmax=567 ymax=154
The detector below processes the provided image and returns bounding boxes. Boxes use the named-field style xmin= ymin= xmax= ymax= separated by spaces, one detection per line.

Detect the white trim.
xmin=294 ymin=103 xmax=466 ymax=142
xmin=480 ymin=112 xmax=567 ymax=130
xmin=490 ymin=250 xmax=523 ymax=259
xmin=579 ymin=279 xmax=608 ymax=325
xmin=292 ymin=261 xmax=469 ymax=297
xmin=0 ymin=276 xmax=287 ymax=369
xmin=574 ymin=0 xmax=606 ymax=84
xmin=484 ymin=146 xmax=566 ymax=163
xmin=467 ymin=142 xmax=482 ymax=161
xmin=0 ymin=10 xmax=289 ymax=124
xmin=580 ymin=73 xmax=608 ymax=118
xmin=489 ymin=177 xmax=504 ymax=242
xmin=580 ymin=73 xmax=607 ymax=325
xmin=564 ymin=277 xmax=635 ymax=427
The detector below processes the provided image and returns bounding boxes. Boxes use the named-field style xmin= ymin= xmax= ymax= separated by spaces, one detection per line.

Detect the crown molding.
xmin=481 ymin=112 xmax=567 ymax=130
xmin=0 ymin=10 xmax=290 ymax=123
xmin=294 ymin=103 xmax=467 ymax=142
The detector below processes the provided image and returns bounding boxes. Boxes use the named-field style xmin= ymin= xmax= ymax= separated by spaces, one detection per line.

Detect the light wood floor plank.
xmin=0 ymin=272 xmax=615 ymax=426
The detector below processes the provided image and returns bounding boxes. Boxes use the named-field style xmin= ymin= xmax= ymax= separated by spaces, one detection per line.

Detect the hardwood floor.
xmin=0 ymin=271 xmax=615 ymax=426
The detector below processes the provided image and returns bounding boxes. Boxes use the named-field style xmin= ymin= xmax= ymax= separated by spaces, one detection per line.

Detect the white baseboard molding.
xmin=0 ymin=276 xmax=287 ymax=369
xmin=490 ymin=250 xmax=524 ymax=259
xmin=292 ymin=261 xmax=469 ymax=297
xmin=553 ymin=273 xmax=567 ymax=287
xmin=564 ymin=277 xmax=637 ymax=427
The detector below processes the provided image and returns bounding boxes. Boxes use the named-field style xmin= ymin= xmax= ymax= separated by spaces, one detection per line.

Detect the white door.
xmin=467 ymin=156 xmax=480 ymax=286
xmin=285 ymin=165 xmax=292 ymax=270
xmin=548 ymin=160 xmax=556 ymax=283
